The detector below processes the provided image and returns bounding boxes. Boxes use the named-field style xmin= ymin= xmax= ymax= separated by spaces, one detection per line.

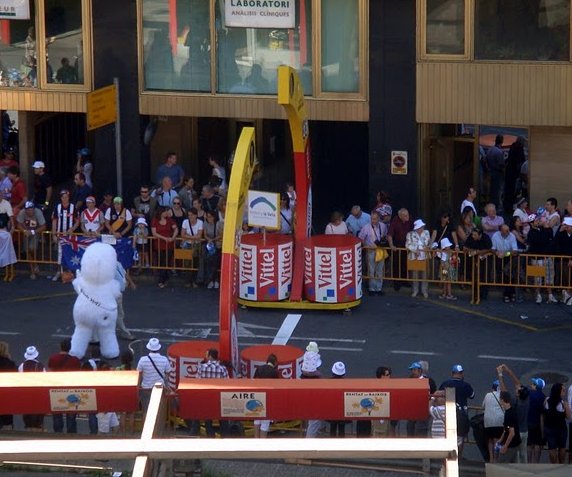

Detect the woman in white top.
xmin=405 ymin=219 xmax=431 ymax=298
xmin=325 ymin=211 xmax=349 ymax=235
xmin=279 ymin=194 xmax=293 ymax=234
xmin=482 ymin=380 xmax=505 ymax=462
xmin=181 ymin=207 xmax=204 ymax=287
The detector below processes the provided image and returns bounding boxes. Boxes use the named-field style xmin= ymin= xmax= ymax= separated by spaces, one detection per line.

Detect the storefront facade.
xmin=417 ymin=0 xmax=572 ymax=221
xmin=1 ymin=0 xmax=382 ymax=221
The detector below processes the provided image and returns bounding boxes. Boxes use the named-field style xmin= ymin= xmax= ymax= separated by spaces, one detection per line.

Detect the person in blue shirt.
xmin=492 ymin=224 xmax=519 ymax=302
xmin=346 ymin=205 xmax=371 ymax=237
xmin=439 ymin=364 xmax=475 ymax=459
xmin=155 ymin=152 xmax=184 ymax=190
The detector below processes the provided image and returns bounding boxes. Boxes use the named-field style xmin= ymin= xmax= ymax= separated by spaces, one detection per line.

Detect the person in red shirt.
xmin=7 ymin=166 xmax=26 ymax=216
xmin=151 ymin=206 xmax=177 ymax=288
xmin=48 ymin=338 xmax=81 ymax=433
xmin=0 ymin=152 xmax=18 ymax=170
xmin=387 ymin=208 xmax=414 ymax=291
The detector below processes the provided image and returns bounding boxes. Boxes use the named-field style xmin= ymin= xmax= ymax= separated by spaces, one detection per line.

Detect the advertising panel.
xmin=224 ymin=0 xmax=295 ymax=29
xmin=247 ymin=190 xmax=280 ymax=229
xmin=0 ymin=1 xmax=30 ymax=19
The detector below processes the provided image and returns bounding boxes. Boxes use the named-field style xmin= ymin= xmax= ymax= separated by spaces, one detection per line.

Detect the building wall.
xmin=417 ymin=62 xmax=572 ymax=127
xmin=530 ymin=127 xmax=572 ymax=209
xmin=91 ymin=0 xmax=148 ymax=199
xmin=369 ymin=0 xmax=419 ymax=214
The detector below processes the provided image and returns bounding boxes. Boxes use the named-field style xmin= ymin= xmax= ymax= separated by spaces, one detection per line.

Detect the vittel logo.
xmin=278 ymin=363 xmax=293 ymax=379
xmin=338 ymin=249 xmax=354 ymax=289
xmin=280 ymin=245 xmax=292 ymax=286
xmin=316 ymin=249 xmax=333 ymax=289
xmin=240 ymin=246 xmax=255 ymax=286
xmin=304 ymin=247 xmax=313 ymax=284
xmin=259 ymin=248 xmax=275 ymax=288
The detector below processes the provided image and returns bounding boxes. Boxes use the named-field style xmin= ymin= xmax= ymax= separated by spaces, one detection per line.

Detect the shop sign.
xmin=391 ymin=150 xmax=408 ymax=175
xmin=0 ymin=1 xmax=30 ymax=19
xmin=343 ymin=391 xmax=390 ymax=418
xmin=224 ymin=0 xmax=295 ymax=29
xmin=247 ymin=190 xmax=280 ymax=229
xmin=221 ymin=391 xmax=267 ymax=418
xmin=49 ymin=388 xmax=97 ymax=412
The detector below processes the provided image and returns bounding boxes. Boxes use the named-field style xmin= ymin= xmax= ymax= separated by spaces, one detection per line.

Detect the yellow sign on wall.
xmin=87 ymin=85 xmax=117 ymax=131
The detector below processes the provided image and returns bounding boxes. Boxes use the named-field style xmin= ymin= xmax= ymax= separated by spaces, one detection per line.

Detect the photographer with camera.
xmin=358 ymin=211 xmax=388 ymax=296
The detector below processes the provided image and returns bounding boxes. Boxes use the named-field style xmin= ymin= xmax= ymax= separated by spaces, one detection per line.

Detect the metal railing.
xmin=9 ymin=231 xmax=572 ymax=306
xmin=0 ymin=385 xmax=461 ymax=477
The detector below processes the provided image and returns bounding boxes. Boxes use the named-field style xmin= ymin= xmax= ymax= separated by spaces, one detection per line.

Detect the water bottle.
xmin=494 ymin=442 xmax=502 ymax=458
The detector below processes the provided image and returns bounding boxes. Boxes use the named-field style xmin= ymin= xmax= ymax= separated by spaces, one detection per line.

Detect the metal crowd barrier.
xmin=10 ymin=231 xmax=202 ymax=273
xmin=362 ymin=246 xmax=476 ymax=303
xmin=8 ymin=232 xmax=572 ymax=306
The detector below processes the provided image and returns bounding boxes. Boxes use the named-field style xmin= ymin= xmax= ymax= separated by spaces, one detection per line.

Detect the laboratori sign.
xmin=225 ymin=0 xmax=295 ymax=28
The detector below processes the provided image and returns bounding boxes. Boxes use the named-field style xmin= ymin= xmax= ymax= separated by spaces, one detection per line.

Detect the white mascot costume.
xmin=69 ymin=242 xmax=121 ymax=359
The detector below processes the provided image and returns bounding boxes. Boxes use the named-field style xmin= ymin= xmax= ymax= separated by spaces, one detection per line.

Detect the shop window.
xmin=475 ymin=0 xmax=570 ymax=61
xmin=321 ymin=0 xmax=359 ymax=93
xmin=142 ymin=0 xmax=211 ymax=92
xmin=214 ymin=0 xmax=312 ymax=95
xmin=426 ymin=0 xmax=465 ymax=55
xmin=44 ymin=0 xmax=84 ymax=85
xmin=0 ymin=2 xmax=37 ymax=87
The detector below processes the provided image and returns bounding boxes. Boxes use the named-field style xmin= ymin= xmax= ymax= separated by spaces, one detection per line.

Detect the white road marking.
xmin=389 ymin=350 xmax=440 ymax=356
xmin=209 ymin=332 xmax=365 ymax=344
xmin=182 ymin=322 xmax=277 ymax=331
xmin=52 ymin=328 xmax=212 ymax=340
xmin=272 ymin=314 xmax=302 ymax=345
xmin=238 ymin=342 xmax=362 ymax=352
xmin=0 ymin=331 xmax=20 ymax=335
xmin=478 ymin=355 xmax=546 ymax=363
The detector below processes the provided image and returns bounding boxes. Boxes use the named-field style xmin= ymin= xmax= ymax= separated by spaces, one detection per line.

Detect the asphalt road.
xmin=2 ymin=271 xmax=571 ymax=388
xmin=2 ymin=269 xmax=571 ymax=471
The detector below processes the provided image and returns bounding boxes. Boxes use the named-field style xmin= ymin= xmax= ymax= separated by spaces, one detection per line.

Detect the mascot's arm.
xmin=111 ymin=281 xmax=122 ymax=300
xmin=72 ymin=275 xmax=83 ymax=295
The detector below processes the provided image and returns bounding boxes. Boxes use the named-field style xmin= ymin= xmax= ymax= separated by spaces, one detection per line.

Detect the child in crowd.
xmin=0 ymin=214 xmax=16 ymax=282
xmin=438 ymin=238 xmax=458 ymax=300
xmin=429 ymin=392 xmax=446 ymax=438
xmin=133 ymin=217 xmax=150 ymax=271
xmin=96 ymin=411 xmax=120 ymax=434
xmin=286 ymin=182 xmax=296 ymax=209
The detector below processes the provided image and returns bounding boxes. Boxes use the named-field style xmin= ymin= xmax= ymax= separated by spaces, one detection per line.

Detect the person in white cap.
xmin=329 ymin=361 xmax=350 ymax=437
xmin=527 ymin=214 xmax=554 ymax=304
xmin=406 ymin=219 xmax=431 ymax=298
xmin=18 ymin=345 xmax=46 ymax=430
xmin=133 ymin=216 xmax=150 ymax=272
xmin=439 ymin=364 xmax=475 ymax=459
xmin=300 ymin=341 xmax=325 ymax=437
xmin=80 ymin=195 xmax=104 ymax=237
xmin=438 ymin=237 xmax=458 ymax=301
xmin=136 ymin=338 xmax=170 ymax=412
xmin=32 ymin=160 xmax=53 ymax=216
xmin=16 ymin=201 xmax=46 ymax=279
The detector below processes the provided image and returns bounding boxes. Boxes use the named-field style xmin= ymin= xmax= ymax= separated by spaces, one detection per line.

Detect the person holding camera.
xmin=359 ymin=211 xmax=388 ymax=296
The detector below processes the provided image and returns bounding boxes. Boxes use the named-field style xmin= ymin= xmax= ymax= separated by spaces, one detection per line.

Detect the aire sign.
xmin=0 ymin=0 xmax=30 ymax=19
xmin=224 ymin=0 xmax=295 ymax=29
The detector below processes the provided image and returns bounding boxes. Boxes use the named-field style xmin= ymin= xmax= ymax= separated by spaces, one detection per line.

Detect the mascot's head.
xmin=80 ymin=242 xmax=117 ymax=285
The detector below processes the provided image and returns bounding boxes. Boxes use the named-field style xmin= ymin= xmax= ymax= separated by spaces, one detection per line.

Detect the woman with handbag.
xmin=483 ymin=379 xmax=505 ymax=462
xmin=358 ymin=211 xmax=388 ymax=296
xmin=406 ymin=219 xmax=431 ymax=298
xmin=198 ymin=210 xmax=223 ymax=289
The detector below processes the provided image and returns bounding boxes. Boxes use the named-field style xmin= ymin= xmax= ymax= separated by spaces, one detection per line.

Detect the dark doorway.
xmin=311 ymin=121 xmax=369 ymax=232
